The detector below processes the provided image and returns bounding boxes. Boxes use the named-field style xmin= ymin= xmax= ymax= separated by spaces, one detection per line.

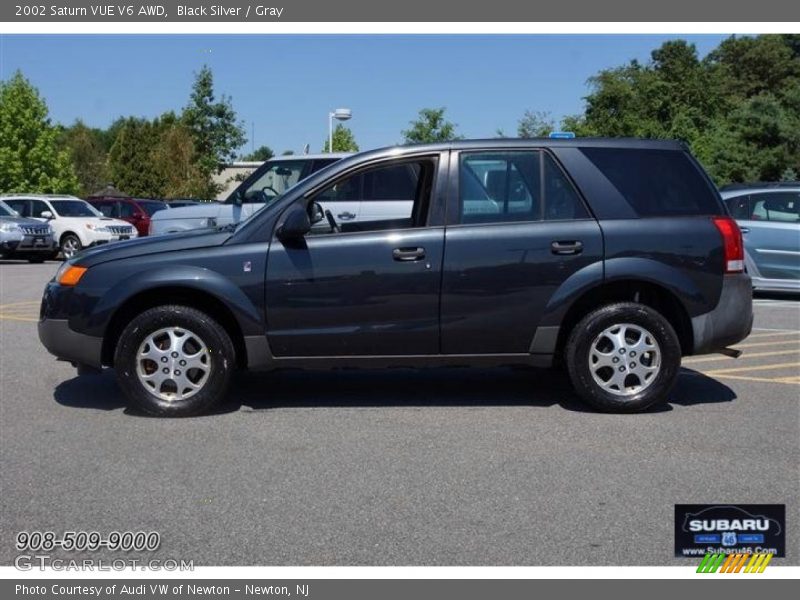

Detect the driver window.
xmin=241 ymin=160 xmax=307 ymax=203
xmin=30 ymin=200 xmax=51 ymax=218
xmin=308 ymin=159 xmax=436 ymax=236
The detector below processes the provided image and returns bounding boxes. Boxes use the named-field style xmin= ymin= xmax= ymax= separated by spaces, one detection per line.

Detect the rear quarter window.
xmin=581 ymin=148 xmax=722 ymax=217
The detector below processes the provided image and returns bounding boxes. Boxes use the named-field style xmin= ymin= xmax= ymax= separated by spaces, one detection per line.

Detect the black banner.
xmin=3 ymin=0 xmax=800 ymax=22
xmin=675 ymin=504 xmax=786 ymax=557
xmin=4 ymin=580 xmax=799 ymax=600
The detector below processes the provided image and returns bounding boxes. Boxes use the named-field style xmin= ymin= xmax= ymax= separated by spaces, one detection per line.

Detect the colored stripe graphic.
xmin=720 ymin=554 xmax=738 ymax=573
xmin=758 ymin=554 xmax=773 ymax=573
xmin=733 ymin=553 xmax=750 ymax=573
xmin=696 ymin=553 xmax=773 ymax=573
xmin=696 ymin=553 xmax=713 ymax=573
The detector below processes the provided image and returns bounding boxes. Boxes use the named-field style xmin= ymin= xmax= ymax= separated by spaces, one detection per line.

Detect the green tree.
xmin=58 ymin=120 xmax=108 ymax=196
xmin=574 ymin=35 xmax=800 ymax=185
xmin=106 ymin=117 xmax=164 ymax=197
xmin=0 ymin=71 xmax=78 ymax=194
xmin=517 ymin=110 xmax=555 ymax=138
xmin=151 ymin=122 xmax=208 ymax=198
xmin=323 ymin=124 xmax=359 ymax=152
xmin=182 ymin=65 xmax=246 ymax=197
xmin=781 ymin=166 xmax=799 ymax=181
xmin=402 ymin=107 xmax=462 ymax=144
xmin=242 ymin=145 xmax=274 ymax=162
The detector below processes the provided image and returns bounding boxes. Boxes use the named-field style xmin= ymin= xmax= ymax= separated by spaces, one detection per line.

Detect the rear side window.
xmin=458 ymin=151 xmax=588 ymax=224
xmin=751 ymin=192 xmax=800 ymax=222
xmin=581 ymin=148 xmax=721 ymax=217
xmin=726 ymin=195 xmax=751 ymax=219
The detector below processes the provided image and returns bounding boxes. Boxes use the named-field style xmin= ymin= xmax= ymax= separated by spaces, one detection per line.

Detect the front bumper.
xmin=38 ymin=318 xmax=103 ymax=368
xmin=87 ymin=232 xmax=137 ymax=247
xmin=691 ymin=273 xmax=753 ymax=355
xmin=14 ymin=234 xmax=57 ymax=254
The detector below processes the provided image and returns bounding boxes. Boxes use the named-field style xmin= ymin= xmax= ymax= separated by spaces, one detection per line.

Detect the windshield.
xmin=139 ymin=201 xmax=169 ymax=216
xmin=229 ymin=160 xmax=308 ymax=205
xmin=50 ymin=200 xmax=101 ymax=217
xmin=0 ymin=201 xmax=18 ymax=217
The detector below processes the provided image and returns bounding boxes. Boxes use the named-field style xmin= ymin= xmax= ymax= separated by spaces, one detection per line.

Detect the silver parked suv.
xmin=0 ymin=200 xmax=57 ymax=262
xmin=149 ymin=155 xmax=348 ymax=235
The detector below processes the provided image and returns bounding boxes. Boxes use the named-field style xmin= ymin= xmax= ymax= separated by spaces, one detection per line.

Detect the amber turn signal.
xmin=57 ymin=265 xmax=88 ymax=286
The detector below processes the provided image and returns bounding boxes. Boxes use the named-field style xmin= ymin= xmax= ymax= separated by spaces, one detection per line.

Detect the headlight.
xmin=0 ymin=222 xmax=20 ymax=233
xmin=55 ymin=262 xmax=88 ymax=286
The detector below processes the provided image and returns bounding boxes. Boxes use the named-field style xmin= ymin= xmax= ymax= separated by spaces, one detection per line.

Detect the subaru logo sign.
xmin=549 ymin=131 xmax=576 ymax=139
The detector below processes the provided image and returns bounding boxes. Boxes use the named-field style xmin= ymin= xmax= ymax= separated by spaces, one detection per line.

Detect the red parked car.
xmin=87 ymin=197 xmax=169 ymax=237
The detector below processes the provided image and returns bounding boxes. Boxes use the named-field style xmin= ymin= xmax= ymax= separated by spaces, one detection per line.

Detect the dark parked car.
xmin=87 ymin=197 xmax=169 ymax=237
xmin=39 ymin=139 xmax=752 ymax=417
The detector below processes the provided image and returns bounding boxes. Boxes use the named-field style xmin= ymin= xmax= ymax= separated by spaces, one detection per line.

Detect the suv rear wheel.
xmin=114 ymin=305 xmax=235 ymax=417
xmin=565 ymin=302 xmax=681 ymax=413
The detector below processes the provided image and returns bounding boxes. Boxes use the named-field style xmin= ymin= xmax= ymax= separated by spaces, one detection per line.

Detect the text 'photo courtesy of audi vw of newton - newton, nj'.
xmin=37 ymin=139 xmax=753 ymax=417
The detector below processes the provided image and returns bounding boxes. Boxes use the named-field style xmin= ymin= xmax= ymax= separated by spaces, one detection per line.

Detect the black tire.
xmin=114 ymin=305 xmax=236 ymax=417
xmin=60 ymin=233 xmax=82 ymax=259
xmin=565 ymin=302 xmax=681 ymax=413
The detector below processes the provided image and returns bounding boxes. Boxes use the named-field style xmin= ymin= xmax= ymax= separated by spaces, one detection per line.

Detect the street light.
xmin=328 ymin=108 xmax=352 ymax=153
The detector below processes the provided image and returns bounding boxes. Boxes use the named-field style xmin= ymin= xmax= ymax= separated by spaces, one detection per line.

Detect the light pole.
xmin=328 ymin=108 xmax=352 ymax=153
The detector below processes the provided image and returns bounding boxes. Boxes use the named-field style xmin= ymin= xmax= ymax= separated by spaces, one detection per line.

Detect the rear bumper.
xmin=691 ymin=273 xmax=753 ymax=355
xmin=38 ymin=318 xmax=103 ymax=368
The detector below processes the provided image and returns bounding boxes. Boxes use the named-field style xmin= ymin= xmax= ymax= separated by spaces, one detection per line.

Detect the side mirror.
xmin=232 ymin=190 xmax=243 ymax=207
xmin=40 ymin=211 xmax=53 ymax=219
xmin=309 ymin=201 xmax=325 ymax=224
xmin=276 ymin=204 xmax=311 ymax=240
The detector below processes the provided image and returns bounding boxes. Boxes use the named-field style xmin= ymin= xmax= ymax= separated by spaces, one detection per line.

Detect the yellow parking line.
xmin=746 ymin=331 xmax=800 ymax=339
xmin=704 ymin=362 xmax=800 ymax=375
xmin=704 ymin=374 xmax=800 ymax=385
xmin=732 ymin=339 xmax=800 ymax=349
xmin=683 ymin=349 xmax=800 ymax=364
xmin=0 ymin=315 xmax=38 ymax=322
xmin=774 ymin=375 xmax=800 ymax=383
xmin=0 ymin=300 xmax=39 ymax=308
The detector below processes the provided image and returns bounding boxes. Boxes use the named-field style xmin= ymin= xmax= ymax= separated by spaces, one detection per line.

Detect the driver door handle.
xmin=393 ymin=247 xmax=426 ymax=262
xmin=739 ymin=227 xmax=750 ymax=233
xmin=551 ymin=240 xmax=583 ymax=255
xmin=337 ymin=211 xmax=356 ymax=221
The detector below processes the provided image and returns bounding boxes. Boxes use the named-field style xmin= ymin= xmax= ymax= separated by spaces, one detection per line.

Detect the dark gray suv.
xmin=38 ymin=139 xmax=753 ymax=416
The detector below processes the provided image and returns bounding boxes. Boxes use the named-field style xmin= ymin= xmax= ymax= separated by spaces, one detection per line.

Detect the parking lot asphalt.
xmin=1 ymin=260 xmax=798 ymax=566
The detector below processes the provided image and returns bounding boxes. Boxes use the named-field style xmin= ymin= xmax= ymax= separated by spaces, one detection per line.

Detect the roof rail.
xmin=0 ymin=192 xmax=81 ymax=198
xmin=720 ymin=181 xmax=800 ymax=191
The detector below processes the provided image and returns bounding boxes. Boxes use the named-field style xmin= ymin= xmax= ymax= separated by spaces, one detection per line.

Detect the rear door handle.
xmin=551 ymin=240 xmax=583 ymax=255
xmin=392 ymin=247 xmax=426 ymax=261
xmin=739 ymin=227 xmax=750 ymax=233
xmin=337 ymin=211 xmax=356 ymax=221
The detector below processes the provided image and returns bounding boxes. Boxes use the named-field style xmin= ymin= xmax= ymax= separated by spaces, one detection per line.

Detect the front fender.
xmin=81 ymin=264 xmax=264 ymax=338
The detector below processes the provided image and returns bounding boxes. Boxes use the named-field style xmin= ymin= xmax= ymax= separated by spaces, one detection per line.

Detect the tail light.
xmin=713 ymin=216 xmax=744 ymax=273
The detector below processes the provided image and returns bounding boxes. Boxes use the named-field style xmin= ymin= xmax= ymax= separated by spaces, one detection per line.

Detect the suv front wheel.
xmin=565 ymin=302 xmax=681 ymax=413
xmin=114 ymin=305 xmax=236 ymax=417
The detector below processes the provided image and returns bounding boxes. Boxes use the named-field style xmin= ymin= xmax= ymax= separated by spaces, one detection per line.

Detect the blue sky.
xmin=0 ymin=35 xmax=728 ymax=154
